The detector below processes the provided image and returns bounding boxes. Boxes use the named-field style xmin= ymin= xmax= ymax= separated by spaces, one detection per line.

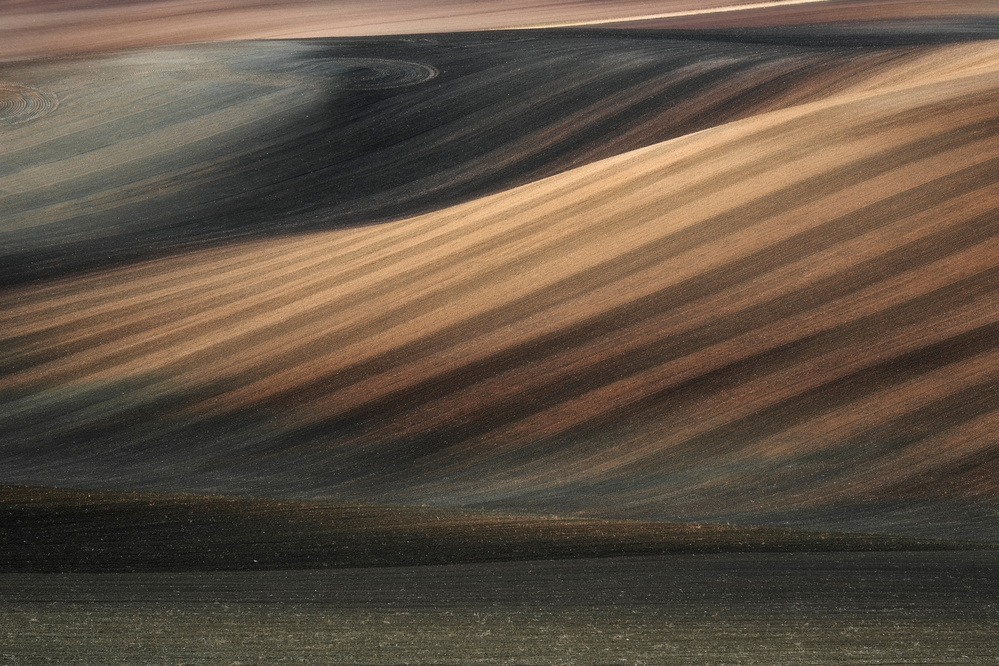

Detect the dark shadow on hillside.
xmin=0 ymin=29 xmax=941 ymax=286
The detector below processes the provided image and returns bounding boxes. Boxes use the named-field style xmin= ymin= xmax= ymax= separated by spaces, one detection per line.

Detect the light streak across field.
xmin=512 ymin=0 xmax=836 ymax=29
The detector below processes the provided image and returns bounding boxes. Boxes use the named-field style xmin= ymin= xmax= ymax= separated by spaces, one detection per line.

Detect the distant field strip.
xmin=2 ymin=39 xmax=999 ymax=533
xmin=514 ymin=0 xmax=834 ymax=28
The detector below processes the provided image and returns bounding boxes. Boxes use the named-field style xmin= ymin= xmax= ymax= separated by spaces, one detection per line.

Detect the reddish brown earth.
xmin=0 ymin=0 xmax=778 ymax=59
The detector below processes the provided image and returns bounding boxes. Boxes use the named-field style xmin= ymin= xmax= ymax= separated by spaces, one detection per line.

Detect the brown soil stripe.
xmin=242 ymin=132 xmax=999 ymax=425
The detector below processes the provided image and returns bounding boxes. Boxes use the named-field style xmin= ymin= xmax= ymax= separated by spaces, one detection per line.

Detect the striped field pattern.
xmin=0 ymin=35 xmax=913 ymax=285
xmin=3 ymin=34 xmax=999 ymax=538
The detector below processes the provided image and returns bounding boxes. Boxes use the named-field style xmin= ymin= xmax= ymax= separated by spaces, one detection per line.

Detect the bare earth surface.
xmin=0 ymin=33 xmax=911 ymax=285
xmin=603 ymin=0 xmax=999 ymax=30
xmin=3 ymin=552 xmax=999 ymax=664
xmin=5 ymin=0 xmax=998 ymax=61
xmin=4 ymin=487 xmax=981 ymax=573
xmin=3 ymin=2 xmax=999 ymax=662
xmin=0 ymin=0 xmax=789 ymax=59
xmin=3 ymin=31 xmax=999 ymax=539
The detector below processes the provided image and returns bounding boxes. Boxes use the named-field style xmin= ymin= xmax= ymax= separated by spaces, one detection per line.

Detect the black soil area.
xmin=0 ymin=487 xmax=989 ymax=572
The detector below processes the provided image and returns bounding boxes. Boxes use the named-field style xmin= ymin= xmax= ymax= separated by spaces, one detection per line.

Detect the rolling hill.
xmin=3 ymin=26 xmax=999 ymax=540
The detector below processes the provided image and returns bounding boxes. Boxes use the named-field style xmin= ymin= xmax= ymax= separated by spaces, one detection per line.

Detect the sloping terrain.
xmin=1 ymin=32 xmax=907 ymax=285
xmin=3 ymin=32 xmax=999 ymax=539
xmin=0 ymin=0 xmax=815 ymax=59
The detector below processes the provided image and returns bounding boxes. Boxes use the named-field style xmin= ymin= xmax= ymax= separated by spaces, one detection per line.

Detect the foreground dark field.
xmin=3 ymin=552 xmax=998 ymax=664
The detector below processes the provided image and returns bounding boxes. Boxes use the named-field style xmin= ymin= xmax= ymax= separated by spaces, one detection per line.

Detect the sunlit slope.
xmin=3 ymin=41 xmax=999 ymax=537
xmin=0 ymin=33 xmax=901 ymax=285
